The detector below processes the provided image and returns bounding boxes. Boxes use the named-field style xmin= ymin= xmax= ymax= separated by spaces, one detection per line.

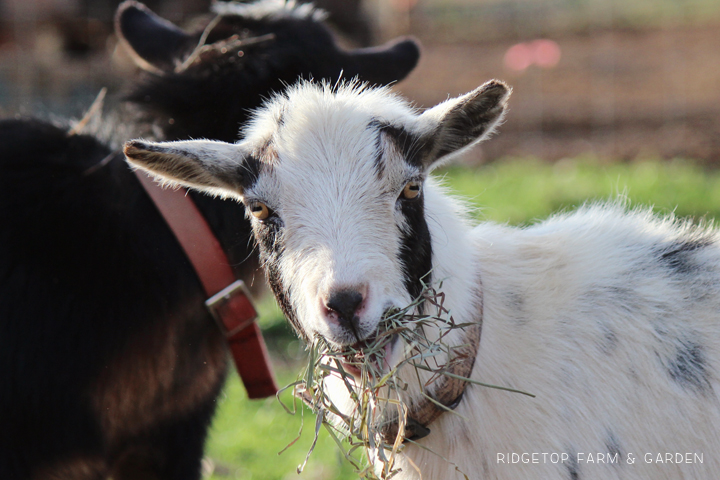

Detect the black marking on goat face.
xmin=397 ymin=190 xmax=433 ymax=310
xmin=370 ymin=121 xmax=433 ymax=310
xmin=253 ymin=217 xmax=307 ymax=341
xmin=370 ymin=120 xmax=386 ymax=178
xmin=376 ymin=122 xmax=429 ymax=169
xmin=662 ymin=338 xmax=711 ymax=394
xmin=267 ymin=262 xmax=306 ymax=341
xmin=237 ymin=155 xmax=262 ymax=191
xmin=657 ymin=237 xmax=712 ymax=275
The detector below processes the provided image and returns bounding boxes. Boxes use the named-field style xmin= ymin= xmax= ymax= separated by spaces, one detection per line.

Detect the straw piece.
xmin=282 ymin=280 xmax=532 ymax=479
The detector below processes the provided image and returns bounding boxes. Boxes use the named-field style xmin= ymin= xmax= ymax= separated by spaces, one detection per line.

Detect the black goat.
xmin=0 ymin=1 xmax=420 ymax=478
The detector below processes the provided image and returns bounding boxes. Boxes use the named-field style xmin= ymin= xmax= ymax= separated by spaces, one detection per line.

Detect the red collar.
xmin=136 ymin=171 xmax=278 ymax=399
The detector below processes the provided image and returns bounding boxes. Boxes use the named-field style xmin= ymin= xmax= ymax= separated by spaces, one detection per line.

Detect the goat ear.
xmin=345 ymin=37 xmax=421 ymax=85
xmin=123 ymin=139 xmax=247 ymax=198
xmin=115 ymin=1 xmax=191 ymax=73
xmin=417 ymin=80 xmax=511 ymax=170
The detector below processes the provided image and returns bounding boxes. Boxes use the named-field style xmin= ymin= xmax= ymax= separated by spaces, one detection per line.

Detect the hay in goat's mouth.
xmin=278 ymin=281 xmax=533 ymax=479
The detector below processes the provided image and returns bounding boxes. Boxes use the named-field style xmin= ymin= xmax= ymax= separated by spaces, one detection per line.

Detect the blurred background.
xmin=1 ymin=0 xmax=719 ymax=161
xmin=2 ymin=0 xmax=719 ymax=478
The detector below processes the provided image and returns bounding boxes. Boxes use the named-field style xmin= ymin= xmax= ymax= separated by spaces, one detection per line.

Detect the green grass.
xmin=205 ymin=157 xmax=720 ymax=480
xmin=205 ymin=298 xmax=356 ymax=480
xmin=441 ymin=157 xmax=720 ymax=225
xmin=204 ymin=372 xmax=356 ymax=480
xmin=422 ymin=0 xmax=720 ymax=42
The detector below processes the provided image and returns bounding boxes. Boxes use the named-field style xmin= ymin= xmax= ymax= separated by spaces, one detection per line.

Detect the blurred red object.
xmin=391 ymin=0 xmax=419 ymax=12
xmin=504 ymin=39 xmax=561 ymax=72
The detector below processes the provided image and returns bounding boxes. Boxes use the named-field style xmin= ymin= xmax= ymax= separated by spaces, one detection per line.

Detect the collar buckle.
xmin=205 ymin=279 xmax=257 ymax=338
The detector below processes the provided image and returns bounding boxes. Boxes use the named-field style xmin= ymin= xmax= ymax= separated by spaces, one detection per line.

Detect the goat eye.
xmin=401 ymin=181 xmax=421 ymax=200
xmin=249 ymin=202 xmax=270 ymax=220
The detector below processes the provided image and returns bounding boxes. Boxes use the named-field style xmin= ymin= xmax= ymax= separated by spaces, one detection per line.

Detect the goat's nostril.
xmin=325 ymin=289 xmax=364 ymax=327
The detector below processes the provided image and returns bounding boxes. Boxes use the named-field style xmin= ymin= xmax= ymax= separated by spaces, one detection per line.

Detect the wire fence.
xmin=1 ymin=0 xmax=719 ymax=161
xmin=389 ymin=0 xmax=720 ymax=162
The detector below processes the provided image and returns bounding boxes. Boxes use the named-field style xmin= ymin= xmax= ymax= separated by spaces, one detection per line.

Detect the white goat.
xmin=124 ymin=80 xmax=720 ymax=480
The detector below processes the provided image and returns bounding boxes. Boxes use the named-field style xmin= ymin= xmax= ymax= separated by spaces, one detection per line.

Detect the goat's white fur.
xmin=124 ymin=81 xmax=720 ymax=479
xmin=382 ymin=202 xmax=720 ymax=479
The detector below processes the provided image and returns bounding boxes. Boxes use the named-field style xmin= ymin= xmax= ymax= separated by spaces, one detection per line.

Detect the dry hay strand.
xmin=278 ymin=280 xmax=534 ymax=479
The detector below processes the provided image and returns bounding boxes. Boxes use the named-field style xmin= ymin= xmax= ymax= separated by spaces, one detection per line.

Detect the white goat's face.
xmin=241 ymin=113 xmax=432 ymax=347
xmin=124 ymin=80 xmax=510 ymax=350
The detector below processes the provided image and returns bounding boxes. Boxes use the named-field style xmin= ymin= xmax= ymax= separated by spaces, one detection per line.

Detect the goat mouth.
xmin=337 ymin=332 xmax=399 ymax=379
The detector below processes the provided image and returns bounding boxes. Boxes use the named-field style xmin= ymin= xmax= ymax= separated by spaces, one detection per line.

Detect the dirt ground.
xmin=1 ymin=20 xmax=718 ymax=163
xmin=396 ymin=23 xmax=720 ymax=164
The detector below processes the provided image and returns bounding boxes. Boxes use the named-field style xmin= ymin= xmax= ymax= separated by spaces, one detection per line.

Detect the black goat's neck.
xmin=88 ymin=100 xmax=260 ymax=294
xmin=187 ymin=191 xmax=260 ymax=293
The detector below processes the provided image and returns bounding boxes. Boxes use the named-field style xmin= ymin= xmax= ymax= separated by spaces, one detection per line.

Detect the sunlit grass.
xmin=205 ymin=371 xmax=357 ymax=480
xmin=441 ymin=157 xmax=720 ymax=225
xmin=205 ymin=299 xmax=356 ymax=480
xmin=205 ymin=157 xmax=720 ymax=480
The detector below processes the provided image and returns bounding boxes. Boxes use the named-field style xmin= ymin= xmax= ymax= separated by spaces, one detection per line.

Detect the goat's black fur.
xmin=120 ymin=1 xmax=420 ymax=143
xmin=0 ymin=1 xmax=419 ymax=478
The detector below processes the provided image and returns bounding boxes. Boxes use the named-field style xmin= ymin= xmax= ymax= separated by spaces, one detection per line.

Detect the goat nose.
xmin=325 ymin=289 xmax=365 ymax=329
